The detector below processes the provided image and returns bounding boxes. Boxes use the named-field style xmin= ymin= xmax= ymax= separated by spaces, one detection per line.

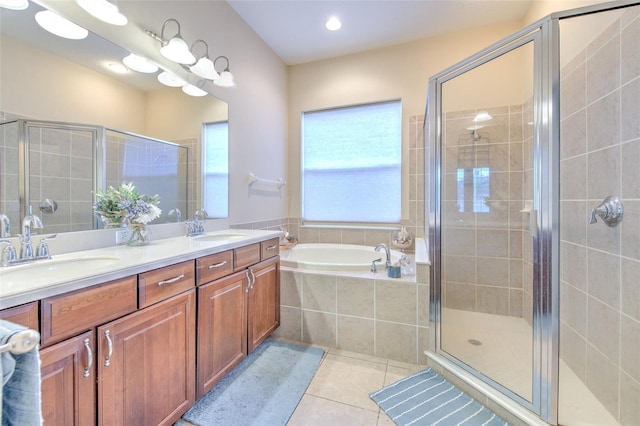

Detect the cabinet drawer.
xmin=41 ymin=276 xmax=137 ymax=347
xmin=196 ymin=250 xmax=234 ymax=285
xmin=0 ymin=302 xmax=39 ymax=331
xmin=261 ymin=238 xmax=280 ymax=260
xmin=234 ymin=243 xmax=260 ymax=270
xmin=139 ymin=260 xmax=195 ymax=308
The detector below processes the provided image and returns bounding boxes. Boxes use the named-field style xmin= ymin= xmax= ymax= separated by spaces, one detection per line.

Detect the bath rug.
xmin=370 ymin=367 xmax=510 ymax=426
xmin=179 ymin=338 xmax=324 ymax=426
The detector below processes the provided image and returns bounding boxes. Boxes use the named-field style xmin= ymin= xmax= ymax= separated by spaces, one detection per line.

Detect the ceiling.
xmin=226 ymin=0 xmax=534 ymax=65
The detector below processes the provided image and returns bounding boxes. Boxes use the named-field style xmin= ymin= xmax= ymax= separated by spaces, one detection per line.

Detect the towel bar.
xmin=0 ymin=329 xmax=40 ymax=355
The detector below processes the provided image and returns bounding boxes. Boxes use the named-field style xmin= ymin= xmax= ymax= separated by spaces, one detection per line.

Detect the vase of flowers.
xmin=93 ymin=182 xmax=161 ymax=246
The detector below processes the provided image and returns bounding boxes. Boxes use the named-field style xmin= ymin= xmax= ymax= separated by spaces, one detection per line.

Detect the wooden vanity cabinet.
xmin=0 ymin=301 xmax=39 ymax=330
xmin=196 ymin=269 xmax=248 ymax=398
xmin=97 ymin=290 xmax=196 ymax=426
xmin=247 ymin=256 xmax=280 ymax=353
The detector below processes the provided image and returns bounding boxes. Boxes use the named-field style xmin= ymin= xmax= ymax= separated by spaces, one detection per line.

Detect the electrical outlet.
xmin=115 ymin=229 xmax=128 ymax=244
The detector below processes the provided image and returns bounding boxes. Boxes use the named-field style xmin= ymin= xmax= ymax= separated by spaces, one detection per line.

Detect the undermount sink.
xmin=0 ymin=256 xmax=121 ymax=279
xmin=192 ymin=233 xmax=247 ymax=242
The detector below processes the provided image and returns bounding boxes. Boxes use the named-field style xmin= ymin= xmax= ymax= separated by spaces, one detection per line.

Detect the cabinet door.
xmin=247 ymin=256 xmax=280 ymax=353
xmin=197 ymin=270 xmax=247 ymax=398
xmin=40 ymin=330 xmax=96 ymax=426
xmin=97 ymin=290 xmax=195 ymax=426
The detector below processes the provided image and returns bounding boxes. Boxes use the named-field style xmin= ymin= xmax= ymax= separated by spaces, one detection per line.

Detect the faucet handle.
xmin=36 ymin=234 xmax=57 ymax=258
xmin=370 ymin=258 xmax=382 ymax=273
xmin=0 ymin=240 xmax=17 ymax=266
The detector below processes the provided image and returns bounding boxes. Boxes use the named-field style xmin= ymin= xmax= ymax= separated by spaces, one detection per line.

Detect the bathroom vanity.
xmin=0 ymin=230 xmax=281 ymax=426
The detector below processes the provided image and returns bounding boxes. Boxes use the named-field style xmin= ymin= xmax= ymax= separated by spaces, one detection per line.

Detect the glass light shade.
xmin=213 ymin=70 xmax=234 ymax=87
xmin=182 ymin=84 xmax=208 ymax=97
xmin=108 ymin=63 xmax=128 ymax=74
xmin=0 ymin=0 xmax=28 ymax=10
xmin=160 ymin=37 xmax=195 ymax=64
xmin=325 ymin=16 xmax=342 ymax=31
xmin=35 ymin=10 xmax=88 ymax=40
xmin=76 ymin=0 xmax=127 ymax=25
xmin=472 ymin=111 xmax=493 ymax=122
xmin=123 ymin=53 xmax=158 ymax=73
xmin=189 ymin=57 xmax=219 ymax=80
xmin=157 ymin=71 xmax=186 ymax=87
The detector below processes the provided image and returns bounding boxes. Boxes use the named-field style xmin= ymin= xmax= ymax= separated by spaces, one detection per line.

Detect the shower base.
xmin=433 ymin=309 xmax=618 ymax=425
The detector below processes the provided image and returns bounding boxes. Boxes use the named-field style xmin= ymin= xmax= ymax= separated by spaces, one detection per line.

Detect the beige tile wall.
xmin=274 ymin=263 xmax=430 ymax=364
xmin=0 ymin=119 xmax=21 ymax=235
xmin=559 ymin=7 xmax=640 ymax=423
xmin=440 ymin=104 xmax=530 ymax=319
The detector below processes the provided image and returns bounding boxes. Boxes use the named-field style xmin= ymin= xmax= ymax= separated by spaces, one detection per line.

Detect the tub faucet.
xmin=375 ymin=243 xmax=391 ymax=270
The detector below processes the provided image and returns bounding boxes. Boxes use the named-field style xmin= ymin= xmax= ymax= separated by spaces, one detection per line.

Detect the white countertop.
xmin=0 ymin=229 xmax=281 ymax=310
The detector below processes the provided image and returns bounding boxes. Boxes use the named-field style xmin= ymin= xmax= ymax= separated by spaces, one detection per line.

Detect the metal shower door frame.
xmin=427 ymin=16 xmax=560 ymax=423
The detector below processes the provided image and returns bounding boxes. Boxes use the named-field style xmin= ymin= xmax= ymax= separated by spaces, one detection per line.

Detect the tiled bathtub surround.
xmin=274 ymin=263 xmax=430 ymax=364
xmin=559 ymin=7 xmax=640 ymax=424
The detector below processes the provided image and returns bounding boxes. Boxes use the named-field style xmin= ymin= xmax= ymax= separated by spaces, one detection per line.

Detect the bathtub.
xmin=279 ymin=243 xmax=403 ymax=272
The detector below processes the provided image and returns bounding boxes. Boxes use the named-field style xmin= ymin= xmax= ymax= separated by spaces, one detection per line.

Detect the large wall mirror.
xmin=0 ymin=2 xmax=229 ymax=236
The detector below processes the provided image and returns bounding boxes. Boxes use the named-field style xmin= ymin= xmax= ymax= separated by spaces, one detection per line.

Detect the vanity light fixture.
xmin=213 ymin=56 xmax=234 ymax=87
xmin=188 ymin=40 xmax=219 ymax=80
xmin=35 ymin=10 xmax=88 ymax=40
xmin=182 ymin=84 xmax=208 ymax=97
xmin=0 ymin=0 xmax=28 ymax=10
xmin=123 ymin=53 xmax=158 ymax=73
xmin=108 ymin=62 xmax=128 ymax=74
xmin=157 ymin=70 xmax=186 ymax=87
xmin=325 ymin=16 xmax=342 ymax=31
xmin=146 ymin=18 xmax=195 ymax=65
xmin=76 ymin=0 xmax=127 ymax=26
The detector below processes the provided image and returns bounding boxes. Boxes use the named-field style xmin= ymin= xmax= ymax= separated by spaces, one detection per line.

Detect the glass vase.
xmin=126 ymin=223 xmax=150 ymax=246
xmin=101 ymin=216 xmax=126 ymax=229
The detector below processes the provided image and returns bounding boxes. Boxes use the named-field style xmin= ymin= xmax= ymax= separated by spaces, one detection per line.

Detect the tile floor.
xmin=285 ymin=341 xmax=425 ymax=426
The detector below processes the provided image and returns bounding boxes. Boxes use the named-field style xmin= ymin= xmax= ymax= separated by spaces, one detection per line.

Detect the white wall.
xmin=287 ymin=21 xmax=522 ymax=220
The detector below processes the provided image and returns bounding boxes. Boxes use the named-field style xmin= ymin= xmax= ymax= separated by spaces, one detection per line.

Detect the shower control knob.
xmin=589 ymin=196 xmax=623 ymax=227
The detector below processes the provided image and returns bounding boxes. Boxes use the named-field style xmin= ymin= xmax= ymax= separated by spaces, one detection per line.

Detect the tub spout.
xmin=375 ymin=243 xmax=391 ymax=270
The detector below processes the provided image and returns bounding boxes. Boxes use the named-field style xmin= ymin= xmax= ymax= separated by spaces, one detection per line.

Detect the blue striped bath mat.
xmin=370 ymin=368 xmax=510 ymax=426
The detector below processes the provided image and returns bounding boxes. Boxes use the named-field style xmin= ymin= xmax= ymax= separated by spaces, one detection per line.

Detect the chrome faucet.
xmin=0 ymin=214 xmax=9 ymax=238
xmin=375 ymin=243 xmax=391 ymax=270
xmin=168 ymin=208 xmax=182 ymax=222
xmin=19 ymin=208 xmax=43 ymax=260
xmin=186 ymin=208 xmax=208 ymax=237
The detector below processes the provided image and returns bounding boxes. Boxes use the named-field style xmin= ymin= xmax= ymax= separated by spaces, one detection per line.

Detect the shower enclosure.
xmin=427 ymin=2 xmax=639 ymax=425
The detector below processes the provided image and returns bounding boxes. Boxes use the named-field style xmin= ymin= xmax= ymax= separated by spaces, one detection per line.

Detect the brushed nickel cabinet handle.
xmin=245 ymin=271 xmax=251 ymax=293
xmin=249 ymin=269 xmax=256 ymax=290
xmin=104 ymin=330 xmax=113 ymax=367
xmin=266 ymin=245 xmax=277 ymax=250
xmin=83 ymin=338 xmax=93 ymax=378
xmin=208 ymin=261 xmax=227 ymax=269
xmin=157 ymin=273 xmax=185 ymax=286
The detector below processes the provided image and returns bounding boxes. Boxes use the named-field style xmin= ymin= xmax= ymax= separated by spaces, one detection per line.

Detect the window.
xmin=203 ymin=121 xmax=228 ymax=218
xmin=302 ymin=100 xmax=401 ymax=223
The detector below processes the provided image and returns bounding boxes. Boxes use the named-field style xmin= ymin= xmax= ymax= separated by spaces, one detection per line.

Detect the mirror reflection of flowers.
xmin=94 ymin=182 xmax=161 ymax=225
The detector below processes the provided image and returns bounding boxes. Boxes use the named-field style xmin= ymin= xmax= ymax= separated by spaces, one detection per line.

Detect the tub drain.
xmin=468 ymin=339 xmax=482 ymax=346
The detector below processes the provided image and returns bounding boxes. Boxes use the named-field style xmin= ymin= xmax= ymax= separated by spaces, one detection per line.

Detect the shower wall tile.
xmin=560 ymin=281 xmax=587 ymax=337
xmin=621 ymin=140 xmax=640 ymax=199
xmin=561 ymin=61 xmax=586 ymax=118
xmin=586 ymin=35 xmax=620 ymax=104
xmin=621 ymin=258 xmax=640 ymax=321
xmin=586 ymin=345 xmax=619 ymax=418
xmin=476 ymin=286 xmax=509 ymax=315
xmin=587 ymin=296 xmax=620 ymax=363
xmin=560 ymin=323 xmax=587 ymax=382
xmin=476 ymin=257 xmax=509 ymax=287
xmin=621 ymin=12 xmax=640 ymax=84
xmin=560 ymin=156 xmax=587 ymax=200
xmin=620 ymin=315 xmax=640 ymax=382
xmin=560 ymin=242 xmax=587 ymax=292
xmin=621 ymin=78 xmax=640 ymax=142
xmin=560 ymin=109 xmax=586 ymax=160
xmin=620 ymin=373 xmax=640 ymax=425
xmin=587 ymin=90 xmax=620 ymax=150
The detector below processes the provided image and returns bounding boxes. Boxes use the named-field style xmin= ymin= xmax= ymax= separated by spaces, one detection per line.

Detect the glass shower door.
xmin=433 ymin=30 xmax=539 ymax=408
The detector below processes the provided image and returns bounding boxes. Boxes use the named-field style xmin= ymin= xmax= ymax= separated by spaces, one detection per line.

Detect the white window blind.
xmin=302 ymin=100 xmax=401 ymax=223
xmin=203 ymin=121 xmax=228 ymax=218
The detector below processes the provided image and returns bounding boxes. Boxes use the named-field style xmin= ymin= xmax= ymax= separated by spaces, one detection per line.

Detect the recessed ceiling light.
xmin=35 ymin=10 xmax=88 ymax=40
xmin=325 ymin=16 xmax=341 ymax=31
xmin=0 ymin=0 xmax=29 ymax=10
xmin=76 ymin=0 xmax=128 ymax=26
xmin=108 ymin=63 xmax=128 ymax=74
